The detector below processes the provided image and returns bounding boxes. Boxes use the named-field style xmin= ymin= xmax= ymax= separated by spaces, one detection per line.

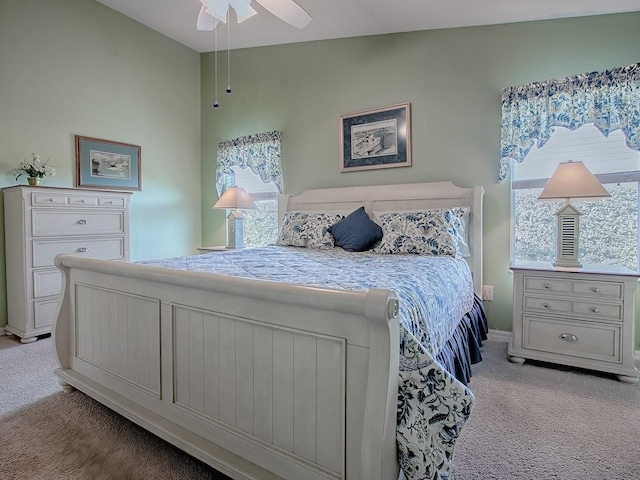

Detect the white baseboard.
xmin=0 ymin=327 xmax=6 ymax=336
xmin=487 ymin=328 xmax=510 ymax=343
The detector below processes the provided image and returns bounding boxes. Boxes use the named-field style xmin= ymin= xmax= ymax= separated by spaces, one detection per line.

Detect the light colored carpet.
xmin=453 ymin=339 xmax=640 ymax=480
xmin=1 ymin=334 xmax=639 ymax=479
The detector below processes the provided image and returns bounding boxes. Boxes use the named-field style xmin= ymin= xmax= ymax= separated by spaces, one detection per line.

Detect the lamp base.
xmin=553 ymin=258 xmax=582 ymax=269
xmin=226 ymin=210 xmax=245 ymax=249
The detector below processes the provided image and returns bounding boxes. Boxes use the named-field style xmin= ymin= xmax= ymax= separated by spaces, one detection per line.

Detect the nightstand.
xmin=509 ymin=261 xmax=639 ymax=384
xmin=197 ymin=246 xmax=235 ymax=253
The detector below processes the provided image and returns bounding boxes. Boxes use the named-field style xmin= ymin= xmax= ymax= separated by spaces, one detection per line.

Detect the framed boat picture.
xmin=75 ymin=135 xmax=142 ymax=191
xmin=339 ymin=103 xmax=411 ymax=172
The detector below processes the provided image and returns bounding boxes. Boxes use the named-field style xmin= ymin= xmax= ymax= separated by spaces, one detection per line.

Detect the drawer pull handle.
xmin=560 ymin=333 xmax=578 ymax=342
xmin=591 ymin=307 xmax=599 ymax=313
xmin=106 ymin=201 xmax=113 ymax=205
xmin=78 ymin=219 xmax=88 ymax=225
xmin=543 ymin=303 xmax=551 ymax=308
xmin=592 ymin=287 xmax=600 ymax=293
xmin=76 ymin=247 xmax=89 ymax=253
xmin=544 ymin=283 xmax=551 ymax=289
xmin=81 ymin=199 xmax=87 ymax=203
xmin=48 ymin=198 xmax=56 ymax=202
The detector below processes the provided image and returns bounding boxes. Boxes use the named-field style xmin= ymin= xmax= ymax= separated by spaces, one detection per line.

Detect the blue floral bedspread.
xmin=138 ymin=246 xmax=476 ymax=480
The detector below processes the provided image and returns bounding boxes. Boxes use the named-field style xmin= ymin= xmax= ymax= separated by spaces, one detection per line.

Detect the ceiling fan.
xmin=196 ymin=0 xmax=312 ymax=31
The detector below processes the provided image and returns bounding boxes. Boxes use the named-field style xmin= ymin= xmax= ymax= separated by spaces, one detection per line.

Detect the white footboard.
xmin=52 ymin=254 xmax=400 ymax=480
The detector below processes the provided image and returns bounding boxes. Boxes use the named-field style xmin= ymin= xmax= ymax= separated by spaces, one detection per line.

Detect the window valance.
xmin=216 ymin=131 xmax=283 ymax=194
xmin=499 ymin=63 xmax=640 ymax=182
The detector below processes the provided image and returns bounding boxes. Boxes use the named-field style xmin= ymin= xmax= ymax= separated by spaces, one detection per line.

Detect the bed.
xmin=52 ymin=181 xmax=487 ymax=480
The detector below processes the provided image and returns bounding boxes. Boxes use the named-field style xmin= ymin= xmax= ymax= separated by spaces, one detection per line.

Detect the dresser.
xmin=3 ymin=186 xmax=131 ymax=343
xmin=509 ymin=262 xmax=639 ymax=383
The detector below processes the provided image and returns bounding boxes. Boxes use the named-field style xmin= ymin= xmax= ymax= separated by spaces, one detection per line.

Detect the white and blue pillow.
xmin=372 ymin=207 xmax=469 ymax=256
xmin=276 ymin=211 xmax=345 ymax=249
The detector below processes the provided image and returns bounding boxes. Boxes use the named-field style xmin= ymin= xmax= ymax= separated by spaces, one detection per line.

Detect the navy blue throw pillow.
xmin=328 ymin=207 xmax=383 ymax=252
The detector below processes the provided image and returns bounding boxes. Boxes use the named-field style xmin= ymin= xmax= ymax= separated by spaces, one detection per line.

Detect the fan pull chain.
xmin=226 ymin=11 xmax=232 ymax=95
xmin=213 ymin=24 xmax=219 ymax=108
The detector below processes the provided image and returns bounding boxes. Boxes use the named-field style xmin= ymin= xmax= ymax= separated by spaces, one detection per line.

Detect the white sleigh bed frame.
xmin=52 ymin=181 xmax=484 ymax=480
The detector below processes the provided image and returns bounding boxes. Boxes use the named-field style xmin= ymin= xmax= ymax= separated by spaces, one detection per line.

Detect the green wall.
xmin=200 ymin=12 xmax=640 ymax=344
xmin=0 ymin=0 xmax=202 ymax=329
xmin=1 ymin=1 xmax=639 ymax=345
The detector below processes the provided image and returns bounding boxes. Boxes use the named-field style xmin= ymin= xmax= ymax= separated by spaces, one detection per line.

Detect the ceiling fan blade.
xmin=196 ymin=4 xmax=220 ymax=31
xmin=228 ymin=0 xmax=257 ymax=23
xmin=201 ymin=0 xmax=229 ymax=23
xmin=255 ymin=0 xmax=312 ymax=29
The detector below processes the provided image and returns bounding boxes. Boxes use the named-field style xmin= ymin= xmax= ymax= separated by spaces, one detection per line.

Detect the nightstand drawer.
xmin=523 ymin=296 xmax=622 ymax=322
xmin=572 ymin=300 xmax=621 ymax=322
xmin=572 ymin=280 xmax=623 ymax=300
xmin=523 ymin=315 xmax=621 ymax=363
xmin=523 ymin=296 xmax=571 ymax=314
xmin=523 ymin=276 xmax=571 ymax=295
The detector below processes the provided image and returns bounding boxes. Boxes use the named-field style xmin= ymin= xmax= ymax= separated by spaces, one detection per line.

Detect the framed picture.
xmin=75 ymin=135 xmax=141 ymax=191
xmin=339 ymin=102 xmax=411 ymax=172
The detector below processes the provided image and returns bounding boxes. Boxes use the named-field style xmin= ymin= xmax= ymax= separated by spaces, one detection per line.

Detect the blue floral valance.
xmin=499 ymin=63 xmax=640 ymax=182
xmin=216 ymin=131 xmax=283 ymax=194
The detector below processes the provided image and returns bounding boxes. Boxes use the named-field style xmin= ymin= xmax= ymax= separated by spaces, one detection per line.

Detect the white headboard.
xmin=280 ymin=181 xmax=485 ymax=297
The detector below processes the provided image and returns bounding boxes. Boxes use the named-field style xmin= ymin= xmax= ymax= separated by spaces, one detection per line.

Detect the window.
xmin=512 ymin=125 xmax=640 ymax=270
xmin=224 ymin=167 xmax=278 ymax=247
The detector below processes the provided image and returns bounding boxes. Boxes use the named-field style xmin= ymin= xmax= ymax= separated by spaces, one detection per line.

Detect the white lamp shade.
xmin=538 ymin=161 xmax=611 ymax=201
xmin=213 ymin=186 xmax=257 ymax=210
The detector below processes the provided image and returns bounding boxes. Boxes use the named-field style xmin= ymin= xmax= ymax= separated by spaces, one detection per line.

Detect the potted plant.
xmin=11 ymin=153 xmax=56 ymax=185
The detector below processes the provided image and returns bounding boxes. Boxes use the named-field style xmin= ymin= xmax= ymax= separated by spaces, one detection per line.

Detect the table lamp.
xmin=213 ymin=186 xmax=257 ymax=249
xmin=538 ymin=160 xmax=610 ymax=268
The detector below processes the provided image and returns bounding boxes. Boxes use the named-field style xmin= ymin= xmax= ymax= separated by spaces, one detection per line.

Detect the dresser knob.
xmin=544 ymin=283 xmax=551 ymax=289
xmin=76 ymin=247 xmax=89 ymax=253
xmin=591 ymin=307 xmax=599 ymax=313
xmin=48 ymin=198 xmax=55 ymax=202
xmin=106 ymin=201 xmax=113 ymax=205
xmin=560 ymin=333 xmax=579 ymax=342
xmin=592 ymin=287 xmax=600 ymax=293
xmin=543 ymin=303 xmax=550 ymax=308
xmin=78 ymin=219 xmax=88 ymax=225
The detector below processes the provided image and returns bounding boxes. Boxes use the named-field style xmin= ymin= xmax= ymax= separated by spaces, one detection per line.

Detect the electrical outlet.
xmin=482 ymin=285 xmax=494 ymax=301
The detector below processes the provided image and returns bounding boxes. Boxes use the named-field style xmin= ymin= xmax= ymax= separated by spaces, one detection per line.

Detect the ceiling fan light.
xmin=196 ymin=5 xmax=220 ymax=31
xmin=255 ymin=0 xmax=312 ymax=29
xmin=201 ymin=0 xmax=229 ymax=23
xmin=228 ymin=0 xmax=257 ymax=23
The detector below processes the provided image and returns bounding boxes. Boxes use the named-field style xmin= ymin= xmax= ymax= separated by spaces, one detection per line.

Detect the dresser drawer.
xmin=33 ymin=268 xmax=62 ymax=298
xmin=523 ymin=315 xmax=621 ymax=363
xmin=523 ymin=276 xmax=571 ymax=295
xmin=34 ymin=297 xmax=59 ymax=329
xmin=31 ymin=192 xmax=126 ymax=208
xmin=33 ymin=237 xmax=126 ymax=267
xmin=32 ymin=210 xmax=125 ymax=236
xmin=523 ymin=295 xmax=571 ymax=314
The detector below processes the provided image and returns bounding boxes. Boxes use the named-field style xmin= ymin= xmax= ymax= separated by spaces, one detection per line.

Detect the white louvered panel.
xmin=75 ymin=284 xmax=160 ymax=396
xmin=293 ymin=335 xmax=317 ymax=462
xmin=560 ymin=216 xmax=577 ymax=257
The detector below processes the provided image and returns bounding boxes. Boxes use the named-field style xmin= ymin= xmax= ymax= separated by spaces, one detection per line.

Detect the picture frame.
xmin=75 ymin=135 xmax=141 ymax=191
xmin=339 ymin=102 xmax=411 ymax=172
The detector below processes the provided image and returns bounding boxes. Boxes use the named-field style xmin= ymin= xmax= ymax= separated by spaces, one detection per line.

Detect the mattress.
xmin=139 ymin=245 xmax=475 ymax=358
